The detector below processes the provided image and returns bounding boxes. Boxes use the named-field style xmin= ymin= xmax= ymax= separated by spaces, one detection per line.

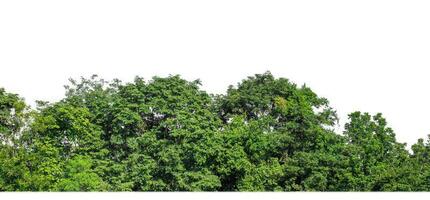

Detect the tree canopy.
xmin=0 ymin=72 xmax=429 ymax=191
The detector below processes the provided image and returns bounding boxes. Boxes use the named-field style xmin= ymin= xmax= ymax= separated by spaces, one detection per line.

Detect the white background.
xmin=1 ymin=0 xmax=430 ymax=149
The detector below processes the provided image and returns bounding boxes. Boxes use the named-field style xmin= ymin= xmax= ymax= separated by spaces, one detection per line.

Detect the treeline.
xmin=1 ymin=72 xmax=430 ymax=191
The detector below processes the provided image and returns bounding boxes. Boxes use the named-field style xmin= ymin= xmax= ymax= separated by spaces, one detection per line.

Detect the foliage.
xmin=0 ymin=72 xmax=429 ymax=191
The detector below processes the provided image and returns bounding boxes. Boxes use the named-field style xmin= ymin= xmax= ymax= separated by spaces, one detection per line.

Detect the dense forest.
xmin=1 ymin=72 xmax=430 ymax=191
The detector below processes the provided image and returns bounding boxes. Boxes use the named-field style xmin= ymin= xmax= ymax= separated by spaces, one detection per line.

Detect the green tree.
xmin=0 ymin=88 xmax=26 ymax=147
xmin=0 ymin=88 xmax=30 ymax=191
xmin=342 ymin=112 xmax=412 ymax=191
xmin=1 ymin=72 xmax=430 ymax=191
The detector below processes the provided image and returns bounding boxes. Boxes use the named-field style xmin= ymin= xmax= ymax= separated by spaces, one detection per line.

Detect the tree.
xmin=0 ymin=88 xmax=29 ymax=191
xmin=0 ymin=88 xmax=26 ymax=147
xmin=218 ymin=71 xmax=339 ymax=153
xmin=1 ymin=72 xmax=429 ymax=191
xmin=342 ymin=112 xmax=412 ymax=191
